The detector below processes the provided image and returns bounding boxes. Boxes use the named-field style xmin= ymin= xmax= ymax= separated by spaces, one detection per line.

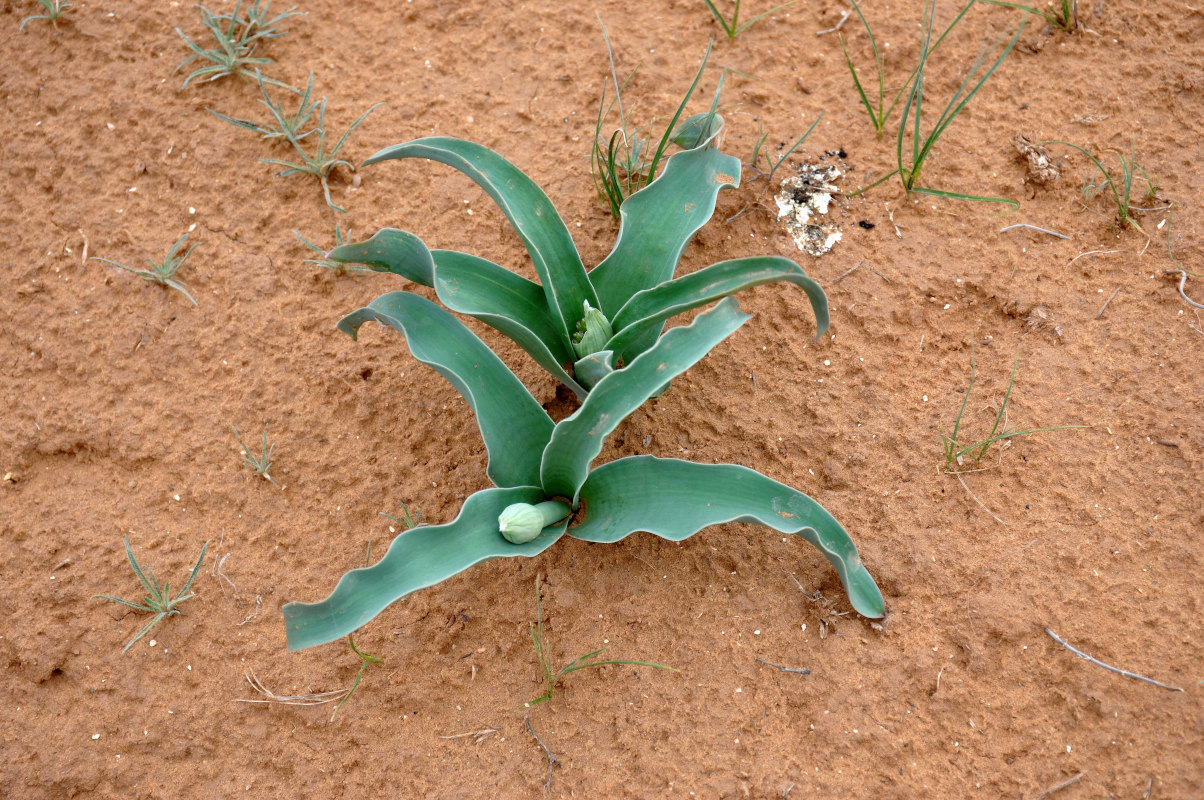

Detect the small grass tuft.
xmin=233 ymin=425 xmax=276 ymax=483
xmin=20 ymin=0 xmax=72 ymax=30
xmin=524 ymin=574 xmax=675 ymax=707
xmin=93 ymin=536 xmax=209 ymax=653
xmin=294 ymin=225 xmax=367 ymax=275
xmin=702 ymin=0 xmax=800 ymax=42
xmin=590 ymin=24 xmax=713 ymax=219
xmin=379 ymin=499 xmax=422 ymax=530
xmin=1045 ymin=140 xmax=1158 ymax=234
xmin=214 ymin=72 xmax=381 ymax=213
xmin=176 ymin=0 xmax=299 ymax=90
xmin=940 ymin=346 xmax=1085 ymax=472
xmin=92 ymin=233 xmax=200 ymax=306
xmin=747 ymin=114 xmax=822 ymax=184
xmin=981 ymin=0 xmax=1077 ymax=32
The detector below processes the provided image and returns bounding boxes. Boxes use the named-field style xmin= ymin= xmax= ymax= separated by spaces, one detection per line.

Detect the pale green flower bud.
xmin=498 ymin=500 xmax=571 ymax=544
xmin=572 ymin=300 xmax=613 ymax=358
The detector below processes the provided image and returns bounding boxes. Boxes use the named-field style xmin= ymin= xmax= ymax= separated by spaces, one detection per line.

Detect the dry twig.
xmin=816 ymin=10 xmax=851 ymax=35
xmin=1164 ymin=269 xmax=1204 ymax=309
xmin=1029 ymin=771 xmax=1084 ymax=800
xmin=235 ymin=669 xmax=347 ymax=706
xmin=999 ymin=223 xmax=1069 ymax=240
xmin=756 ymin=657 xmax=811 ymax=675
xmin=1095 ymin=286 xmax=1122 ymax=319
xmin=957 ymin=474 xmax=1008 ymax=526
xmin=525 ymin=713 xmax=560 ymax=794
xmin=1046 ymin=627 xmax=1184 ymax=692
xmin=440 ymin=727 xmax=500 ymax=744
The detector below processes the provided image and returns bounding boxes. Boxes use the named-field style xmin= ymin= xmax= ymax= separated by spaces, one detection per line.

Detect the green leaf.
xmin=540 ymin=297 xmax=750 ymax=503
xmin=571 ymin=456 xmax=884 ymax=618
xmin=327 ymin=228 xmax=436 ymax=286
xmin=607 ymin=256 xmax=830 ymax=363
xmin=330 ymin=231 xmax=585 ymax=399
xmin=588 ymin=144 xmax=741 ymax=348
xmin=573 ymin=349 xmax=616 ymax=390
xmin=284 ymin=487 xmax=567 ymax=651
xmin=339 ymin=292 xmax=553 ymax=488
xmin=363 ymin=137 xmax=598 ymax=344
xmin=432 ymin=250 xmax=586 ymax=400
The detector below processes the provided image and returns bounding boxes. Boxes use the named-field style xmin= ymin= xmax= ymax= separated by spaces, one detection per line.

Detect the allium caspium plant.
xmin=325 ymin=113 xmax=830 ymax=399
xmin=282 ymin=294 xmax=884 ymax=651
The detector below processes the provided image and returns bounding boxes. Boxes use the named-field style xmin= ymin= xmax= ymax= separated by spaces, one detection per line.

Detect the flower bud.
xmin=572 ymin=300 xmax=613 ymax=358
xmin=498 ymin=500 xmax=571 ymax=544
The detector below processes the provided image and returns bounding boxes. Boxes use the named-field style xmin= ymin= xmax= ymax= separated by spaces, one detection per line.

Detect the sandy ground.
xmin=0 ymin=0 xmax=1201 ymax=797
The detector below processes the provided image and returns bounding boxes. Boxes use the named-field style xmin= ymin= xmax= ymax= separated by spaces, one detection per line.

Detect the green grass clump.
xmin=20 ymin=0 xmax=72 ymax=30
xmin=176 ymin=0 xmax=299 ymax=90
xmin=941 ymin=347 xmax=1085 ymax=471
xmin=525 ymin=575 xmax=674 ymax=707
xmin=93 ymin=537 xmax=209 ymax=653
xmin=981 ymin=0 xmax=1077 ymax=32
xmin=233 ymin=425 xmax=276 ymax=483
xmin=841 ymin=0 xmax=973 ymax=139
xmin=92 ymin=233 xmax=200 ymax=306
xmin=591 ymin=28 xmax=715 ymax=219
xmin=379 ymin=499 xmax=422 ymax=529
xmin=848 ymin=0 xmax=1026 ymax=207
xmin=1046 ymin=140 xmax=1158 ymax=234
xmin=294 ymin=225 xmax=368 ymax=275
xmin=702 ymin=0 xmax=800 ymax=41
xmin=214 ymin=72 xmax=381 ymax=212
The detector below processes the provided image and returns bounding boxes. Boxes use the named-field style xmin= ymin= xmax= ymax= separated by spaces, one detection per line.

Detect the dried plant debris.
xmin=1014 ymin=132 xmax=1060 ymax=188
xmin=776 ymin=165 xmax=843 ymax=256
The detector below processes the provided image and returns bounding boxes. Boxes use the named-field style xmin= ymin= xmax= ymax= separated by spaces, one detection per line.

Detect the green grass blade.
xmin=644 ymin=40 xmax=713 ymax=182
xmin=911 ymin=186 xmax=1018 ymax=209
xmin=571 ymin=456 xmax=884 ymax=618
xmin=560 ymin=658 xmax=675 ymax=676
xmin=607 ymin=256 xmax=829 ymax=362
xmin=765 ymin=112 xmax=822 ymax=182
xmin=975 ymin=349 xmax=1019 ymax=461
xmin=916 ymin=17 xmax=1027 ymax=173
xmin=326 ymin=228 xmax=436 ymax=286
xmin=92 ymin=594 xmax=151 ymax=612
xmin=339 ymin=292 xmax=553 ymax=488
xmin=123 ymin=536 xmax=158 ymax=598
xmin=589 ymin=144 xmax=741 ymax=320
xmin=702 ymin=0 xmax=736 ymax=39
xmin=540 ymin=297 xmax=750 ymax=503
xmin=949 ymin=346 xmax=976 ymax=450
xmin=176 ymin=540 xmax=209 ymax=598
xmin=881 ymin=0 xmax=976 ymax=126
xmin=283 ymin=487 xmax=567 ymax=651
xmin=733 ymin=0 xmax=799 ymax=37
xmin=330 ymin=103 xmax=383 ymax=159
xmin=844 ymin=0 xmax=884 ymax=129
xmin=363 ymin=138 xmax=596 ymax=344
xmin=978 ymin=0 xmax=1057 ymax=26
xmin=1042 ymin=141 xmax=1124 ymax=216
xmin=123 ymin=613 xmax=168 ymax=654
xmin=955 ymin=425 xmax=1087 ymax=463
